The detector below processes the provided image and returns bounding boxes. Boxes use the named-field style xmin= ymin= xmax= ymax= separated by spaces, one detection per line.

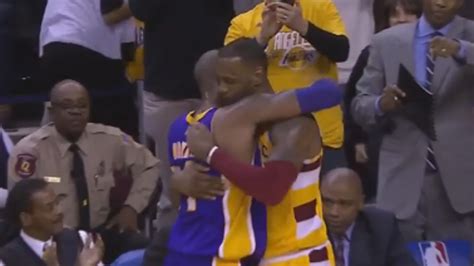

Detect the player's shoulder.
xmin=300 ymin=0 xmax=336 ymax=10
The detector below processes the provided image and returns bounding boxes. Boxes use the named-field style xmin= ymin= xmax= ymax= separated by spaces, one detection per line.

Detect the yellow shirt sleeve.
xmin=225 ymin=15 xmax=249 ymax=45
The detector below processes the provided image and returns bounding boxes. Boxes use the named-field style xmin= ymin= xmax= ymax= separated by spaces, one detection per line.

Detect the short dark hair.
xmin=5 ymin=179 xmax=49 ymax=225
xmin=377 ymin=0 xmax=422 ymax=32
xmin=218 ymin=38 xmax=268 ymax=69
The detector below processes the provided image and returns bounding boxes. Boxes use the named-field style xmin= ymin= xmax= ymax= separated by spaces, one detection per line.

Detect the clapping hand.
xmin=78 ymin=234 xmax=105 ymax=266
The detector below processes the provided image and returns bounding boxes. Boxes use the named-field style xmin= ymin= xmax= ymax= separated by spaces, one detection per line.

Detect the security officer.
xmin=7 ymin=79 xmax=159 ymax=262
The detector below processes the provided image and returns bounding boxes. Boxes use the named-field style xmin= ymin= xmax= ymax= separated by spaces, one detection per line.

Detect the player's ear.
xmin=252 ymin=66 xmax=265 ymax=86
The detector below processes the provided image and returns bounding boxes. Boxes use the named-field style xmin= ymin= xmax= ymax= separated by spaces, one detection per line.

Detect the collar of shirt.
xmin=417 ymin=15 xmax=452 ymax=39
xmin=20 ymin=230 xmax=53 ymax=259
xmin=54 ymin=125 xmax=90 ymax=158
xmin=0 ymin=127 xmax=13 ymax=153
xmin=345 ymin=222 xmax=355 ymax=242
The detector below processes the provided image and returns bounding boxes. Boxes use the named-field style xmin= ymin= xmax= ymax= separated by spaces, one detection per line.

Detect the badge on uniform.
xmin=44 ymin=176 xmax=61 ymax=183
xmin=15 ymin=154 xmax=37 ymax=178
xmin=94 ymin=161 xmax=105 ymax=187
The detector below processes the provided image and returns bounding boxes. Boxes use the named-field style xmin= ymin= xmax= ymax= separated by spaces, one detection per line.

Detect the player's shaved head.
xmin=322 ymin=168 xmax=364 ymax=196
xmin=321 ymin=168 xmax=365 ymax=235
xmin=194 ymin=50 xmax=219 ymax=98
xmin=50 ymin=79 xmax=89 ymax=103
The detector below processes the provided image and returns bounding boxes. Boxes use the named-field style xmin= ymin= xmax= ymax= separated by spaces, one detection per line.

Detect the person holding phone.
xmin=225 ymin=0 xmax=349 ymax=176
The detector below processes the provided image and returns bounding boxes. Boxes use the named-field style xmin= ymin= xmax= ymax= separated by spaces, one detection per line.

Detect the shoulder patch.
xmin=15 ymin=154 xmax=37 ymax=178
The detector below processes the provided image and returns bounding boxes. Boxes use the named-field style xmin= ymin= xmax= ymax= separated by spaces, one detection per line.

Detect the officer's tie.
xmin=69 ymin=144 xmax=90 ymax=230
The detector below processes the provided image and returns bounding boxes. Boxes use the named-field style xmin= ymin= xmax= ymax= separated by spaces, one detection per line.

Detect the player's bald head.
xmin=194 ymin=50 xmax=218 ymax=97
xmin=322 ymin=168 xmax=364 ymax=196
xmin=50 ymin=79 xmax=89 ymax=103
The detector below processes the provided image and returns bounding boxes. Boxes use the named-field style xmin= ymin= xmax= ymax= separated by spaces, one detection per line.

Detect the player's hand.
xmin=354 ymin=143 xmax=368 ymax=164
xmin=171 ymin=161 xmax=225 ymax=200
xmin=186 ymin=123 xmax=216 ymax=161
xmin=43 ymin=242 xmax=59 ymax=266
xmin=257 ymin=5 xmax=282 ymax=46
xmin=78 ymin=234 xmax=104 ymax=266
xmin=378 ymin=85 xmax=406 ymax=113
xmin=429 ymin=36 xmax=461 ymax=59
xmin=273 ymin=0 xmax=308 ymax=35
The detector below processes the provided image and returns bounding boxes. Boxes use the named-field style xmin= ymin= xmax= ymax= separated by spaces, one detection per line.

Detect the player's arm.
xmin=167 ymin=120 xmax=225 ymax=203
xmin=229 ymin=78 xmax=341 ymax=126
xmin=186 ymin=116 xmax=319 ymax=205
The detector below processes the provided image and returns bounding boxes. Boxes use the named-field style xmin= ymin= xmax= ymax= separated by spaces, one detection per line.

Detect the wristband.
xmin=206 ymin=146 xmax=219 ymax=165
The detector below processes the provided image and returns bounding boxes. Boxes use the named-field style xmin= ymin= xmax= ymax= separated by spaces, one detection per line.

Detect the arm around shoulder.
xmin=231 ymin=78 xmax=342 ymax=125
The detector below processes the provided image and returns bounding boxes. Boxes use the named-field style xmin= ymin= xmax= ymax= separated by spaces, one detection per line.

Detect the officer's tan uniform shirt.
xmin=8 ymin=123 xmax=159 ymax=228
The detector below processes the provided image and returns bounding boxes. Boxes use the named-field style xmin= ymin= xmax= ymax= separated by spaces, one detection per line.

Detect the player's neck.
xmin=195 ymin=101 xmax=213 ymax=114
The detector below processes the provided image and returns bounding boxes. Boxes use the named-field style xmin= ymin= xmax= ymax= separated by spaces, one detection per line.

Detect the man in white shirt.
xmin=0 ymin=124 xmax=14 ymax=208
xmin=0 ymin=178 xmax=103 ymax=266
xmin=332 ymin=0 xmax=375 ymax=85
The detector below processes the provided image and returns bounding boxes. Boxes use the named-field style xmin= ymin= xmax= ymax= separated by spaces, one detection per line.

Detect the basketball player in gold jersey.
xmin=178 ymin=42 xmax=336 ymax=265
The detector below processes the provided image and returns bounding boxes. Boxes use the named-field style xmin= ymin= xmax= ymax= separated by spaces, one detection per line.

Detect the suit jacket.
xmin=0 ymin=229 xmax=82 ymax=266
xmin=348 ymin=207 xmax=417 ymax=266
xmin=351 ymin=16 xmax=474 ymax=219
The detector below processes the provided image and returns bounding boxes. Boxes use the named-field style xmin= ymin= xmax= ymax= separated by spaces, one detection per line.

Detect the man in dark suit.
xmin=321 ymin=168 xmax=416 ymax=266
xmin=0 ymin=178 xmax=103 ymax=266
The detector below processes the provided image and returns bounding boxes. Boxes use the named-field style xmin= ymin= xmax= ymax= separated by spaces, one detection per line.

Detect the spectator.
xmin=127 ymin=1 xmax=234 ymax=264
xmin=344 ymin=0 xmax=421 ymax=201
xmin=351 ymin=0 xmax=474 ymax=249
xmin=225 ymin=0 xmax=349 ymax=175
xmin=7 ymin=80 xmax=158 ymax=263
xmin=321 ymin=168 xmax=417 ymax=266
xmin=39 ymin=0 xmax=137 ymax=137
xmin=333 ymin=0 xmax=375 ymax=86
xmin=0 ymin=178 xmax=104 ymax=266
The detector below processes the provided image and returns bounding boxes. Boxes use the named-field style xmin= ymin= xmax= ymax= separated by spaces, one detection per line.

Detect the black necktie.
xmin=69 ymin=144 xmax=90 ymax=230
xmin=0 ymin=132 xmax=8 ymax=189
xmin=425 ymin=32 xmax=441 ymax=171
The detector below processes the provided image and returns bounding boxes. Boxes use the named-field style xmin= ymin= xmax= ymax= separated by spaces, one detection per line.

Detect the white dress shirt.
xmin=0 ymin=128 xmax=13 ymax=208
xmin=40 ymin=0 xmax=124 ymax=59
xmin=20 ymin=230 xmax=54 ymax=259
xmin=332 ymin=0 xmax=374 ymax=84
